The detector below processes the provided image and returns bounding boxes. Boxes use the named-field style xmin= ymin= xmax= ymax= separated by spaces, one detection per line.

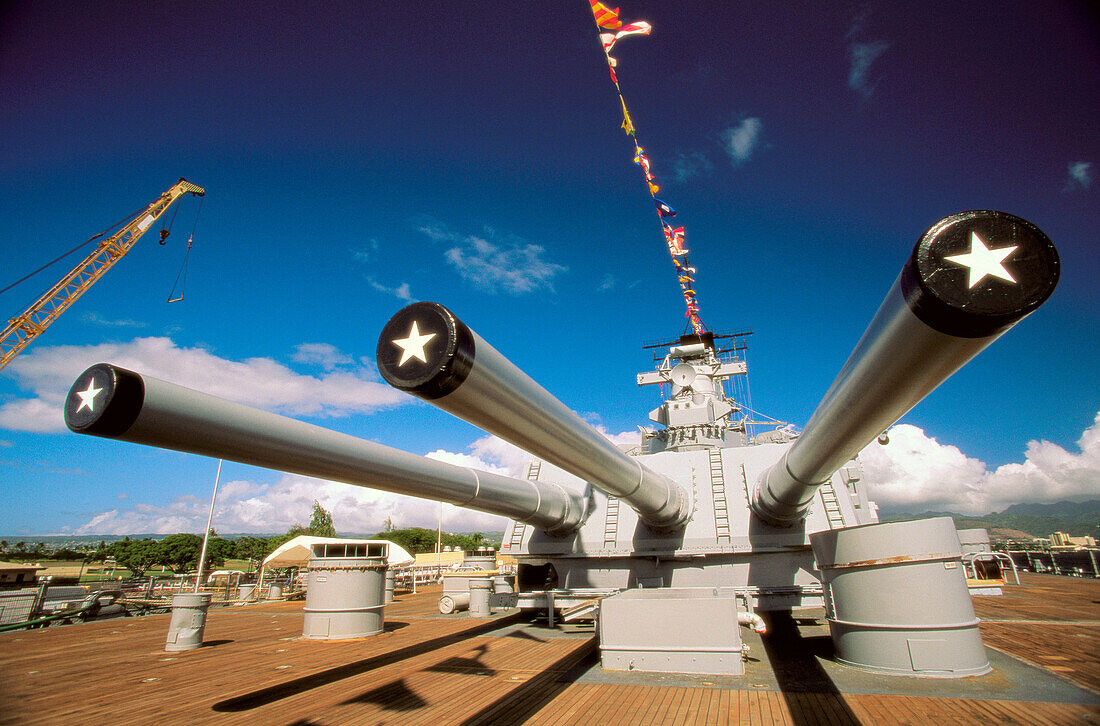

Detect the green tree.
xmin=446 ymin=532 xmax=486 ymax=552
xmin=107 ymin=538 xmax=159 ymax=577
xmin=267 ymin=530 xmax=300 ymax=553
xmin=91 ymin=541 xmax=110 ymax=562
xmin=234 ymin=536 xmax=271 ymax=571
xmin=307 ymin=500 xmax=336 ymax=537
xmin=374 ymin=527 xmax=438 ymax=554
xmin=206 ymin=537 xmax=234 ymax=569
xmin=155 ymin=533 xmax=203 ymax=573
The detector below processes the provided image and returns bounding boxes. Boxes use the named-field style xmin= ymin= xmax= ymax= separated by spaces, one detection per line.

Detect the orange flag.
xmin=590 ymin=1 xmax=623 ymax=30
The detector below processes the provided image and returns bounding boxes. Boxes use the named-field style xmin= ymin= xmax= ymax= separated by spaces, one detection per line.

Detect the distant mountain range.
xmin=879 ymin=500 xmax=1100 ymax=540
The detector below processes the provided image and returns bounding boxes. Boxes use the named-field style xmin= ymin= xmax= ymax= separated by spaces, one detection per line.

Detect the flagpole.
xmin=194 ymin=459 xmax=223 ymax=593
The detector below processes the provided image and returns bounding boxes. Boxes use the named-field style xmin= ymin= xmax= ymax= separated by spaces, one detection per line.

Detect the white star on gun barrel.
xmin=392 ymin=321 xmax=437 ymax=366
xmin=75 ymin=379 xmax=103 ymax=413
xmin=943 ymin=232 xmax=1019 ymax=289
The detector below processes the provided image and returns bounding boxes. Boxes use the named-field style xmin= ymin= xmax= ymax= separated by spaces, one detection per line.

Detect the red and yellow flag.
xmin=586 ymin=4 xmax=706 ymax=334
xmin=590 ymin=1 xmax=623 ymax=30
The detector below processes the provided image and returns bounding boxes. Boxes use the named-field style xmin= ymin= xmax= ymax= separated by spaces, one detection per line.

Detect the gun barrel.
xmin=376 ymin=303 xmax=691 ymax=529
xmin=752 ymin=210 xmax=1059 ymax=526
xmin=65 ymin=364 xmax=586 ymax=535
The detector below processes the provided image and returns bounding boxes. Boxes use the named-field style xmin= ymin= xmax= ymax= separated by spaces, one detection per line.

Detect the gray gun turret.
xmin=64 ymin=363 xmax=586 ymax=535
xmin=374 ymin=301 xmax=691 ymax=530
xmin=751 ymin=210 xmax=1059 ymax=526
xmin=64 ymin=209 xmax=1059 ymax=612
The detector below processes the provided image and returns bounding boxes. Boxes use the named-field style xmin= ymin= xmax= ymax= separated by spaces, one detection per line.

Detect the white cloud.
xmin=80 ymin=312 xmax=146 ymax=328
xmin=417 ymin=224 xmax=451 ymax=242
xmin=0 ymin=337 xmax=410 ymax=433
xmin=598 ymin=274 xmax=615 ymax=291
xmin=419 ymin=225 xmax=567 ymax=295
xmin=351 ymin=239 xmax=380 ymax=263
xmin=860 ymin=414 xmax=1100 ymax=514
xmin=291 ymin=342 xmax=353 ymax=370
xmin=367 ymin=279 xmax=415 ymax=302
xmin=670 ymin=151 xmax=713 ymax=182
xmin=720 ymin=118 xmax=763 ymax=165
xmin=72 ymin=458 xmax=518 ymax=537
xmin=69 ymin=412 xmax=1100 ymax=534
xmin=69 ymin=427 xmax=642 ymax=535
xmin=846 ymin=8 xmax=889 ymax=97
xmin=848 ymin=41 xmax=889 ymax=96
xmin=467 ymin=435 xmax=535 ymax=478
xmin=1064 ymin=161 xmax=1093 ymax=191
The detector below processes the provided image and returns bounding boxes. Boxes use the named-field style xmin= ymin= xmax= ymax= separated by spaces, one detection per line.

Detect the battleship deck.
xmin=1 ymin=573 xmax=1097 ymax=725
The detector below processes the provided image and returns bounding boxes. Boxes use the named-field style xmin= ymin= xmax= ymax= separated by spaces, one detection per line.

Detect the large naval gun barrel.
xmin=376 ymin=302 xmax=692 ymax=529
xmin=752 ymin=211 xmax=1059 ymax=527
xmin=64 ymin=364 xmax=586 ymax=535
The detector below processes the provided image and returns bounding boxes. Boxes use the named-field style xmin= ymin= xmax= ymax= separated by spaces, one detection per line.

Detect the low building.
xmin=413 ymin=550 xmax=466 ymax=569
xmin=1051 ymin=532 xmax=1096 ymax=548
xmin=0 ymin=561 xmax=44 ymax=587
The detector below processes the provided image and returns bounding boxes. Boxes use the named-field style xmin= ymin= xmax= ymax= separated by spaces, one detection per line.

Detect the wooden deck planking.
xmin=980 ymin=622 xmax=1100 ymax=693
xmin=844 ymin=695 xmax=1099 ymax=726
xmin=683 ymin=685 xmax=707 ymax=724
xmin=737 ymin=689 xmax=754 ymax=726
xmin=433 ymin=668 xmax=557 ymax=724
xmin=581 ymin=682 xmax=634 ymax=725
xmin=1 ymin=599 xmax=525 ymax=725
xmin=972 ymin=573 xmax=1100 ymax=695
xmin=705 ymin=685 xmax=722 ymax=724
xmin=663 ymin=685 xmax=692 ymax=724
xmin=851 ymin=692 xmax=902 ymax=725
xmin=3 ymin=577 xmax=1100 ymax=725
xmin=785 ymin=692 xmax=842 ymax=726
xmin=828 ymin=692 xmax=869 ymax=725
xmin=280 ymin=630 xmax=590 ymax=726
xmin=762 ymin=690 xmax=789 ymax=726
xmin=526 ymin=682 xmax=603 ymax=725
xmin=592 ymin=683 xmax=637 ymax=724
xmin=925 ymin=695 xmax=990 ymax=725
xmin=685 ymin=684 xmax=707 ymax=723
xmin=421 ymin=636 xmax=592 ymax=725
xmin=973 ymin=573 xmax=1100 ymax=622
xmin=754 ymin=689 xmax=773 ymax=726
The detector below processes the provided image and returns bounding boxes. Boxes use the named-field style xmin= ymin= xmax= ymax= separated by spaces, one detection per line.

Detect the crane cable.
xmin=158 ymin=197 xmax=183 ymax=244
xmin=0 ymin=204 xmax=148 ymax=299
xmin=167 ymin=195 xmax=204 ymax=303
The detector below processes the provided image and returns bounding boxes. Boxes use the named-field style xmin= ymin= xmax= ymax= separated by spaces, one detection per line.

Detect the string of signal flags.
xmin=588 ymin=1 xmax=705 ymax=335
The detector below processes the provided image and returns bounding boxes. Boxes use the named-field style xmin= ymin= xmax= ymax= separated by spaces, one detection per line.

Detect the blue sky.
xmin=1 ymin=1 xmax=1097 ymax=536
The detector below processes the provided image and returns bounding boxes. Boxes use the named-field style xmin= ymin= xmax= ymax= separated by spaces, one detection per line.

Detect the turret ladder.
xmin=503 ymin=460 xmax=542 ymax=550
xmin=818 ymin=483 xmax=846 ymax=529
xmin=708 ymin=448 xmax=731 ymax=542
xmin=604 ymin=496 xmax=620 ymax=547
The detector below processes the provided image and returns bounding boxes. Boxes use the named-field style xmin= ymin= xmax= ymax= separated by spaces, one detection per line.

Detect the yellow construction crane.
xmin=0 ymin=178 xmax=205 ymax=371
